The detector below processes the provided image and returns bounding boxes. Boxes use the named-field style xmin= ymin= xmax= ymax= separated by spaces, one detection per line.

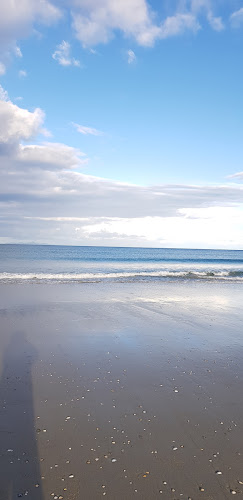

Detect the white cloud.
xmin=127 ymin=49 xmax=136 ymax=64
xmin=81 ymin=209 xmax=243 ymax=248
xmin=207 ymin=13 xmax=224 ymax=32
xmin=73 ymin=122 xmax=103 ymax=136
xmin=0 ymin=0 xmax=228 ymax=75
xmin=1 ymin=95 xmax=243 ymax=248
xmin=69 ymin=0 xmax=226 ymax=48
xmin=17 ymin=143 xmax=88 ymax=170
xmin=14 ymin=45 xmax=22 ymax=57
xmin=230 ymin=8 xmax=243 ymax=28
xmin=0 ymin=61 xmax=6 ymax=75
xmin=0 ymin=85 xmax=8 ymax=101
xmin=0 ymin=0 xmax=61 ymax=47
xmin=0 ymin=99 xmax=44 ymax=149
xmin=228 ymin=171 xmax=243 ymax=180
xmin=159 ymin=13 xmax=200 ymax=39
xmin=52 ymin=41 xmax=80 ymax=67
xmin=189 ymin=0 xmax=224 ymax=31
xmin=0 ymin=0 xmax=62 ymax=70
xmin=71 ymin=0 xmax=200 ymax=48
xmin=18 ymin=69 xmax=27 ymax=78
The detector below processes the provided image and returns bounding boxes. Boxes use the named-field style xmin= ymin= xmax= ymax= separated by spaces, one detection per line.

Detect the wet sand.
xmin=0 ymin=281 xmax=243 ymax=499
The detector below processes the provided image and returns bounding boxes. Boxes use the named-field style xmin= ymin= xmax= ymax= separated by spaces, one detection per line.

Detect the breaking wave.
xmin=1 ymin=270 xmax=243 ymax=283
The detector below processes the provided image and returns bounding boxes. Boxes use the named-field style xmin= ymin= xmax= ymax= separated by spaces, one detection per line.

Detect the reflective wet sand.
xmin=0 ymin=281 xmax=243 ymax=499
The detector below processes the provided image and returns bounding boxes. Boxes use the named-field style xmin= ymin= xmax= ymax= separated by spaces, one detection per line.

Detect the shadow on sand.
xmin=0 ymin=332 xmax=44 ymax=500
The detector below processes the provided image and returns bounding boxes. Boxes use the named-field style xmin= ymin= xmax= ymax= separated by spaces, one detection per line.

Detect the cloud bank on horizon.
xmin=0 ymin=0 xmax=243 ymax=248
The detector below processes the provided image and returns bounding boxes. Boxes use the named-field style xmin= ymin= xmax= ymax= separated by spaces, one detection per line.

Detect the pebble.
xmin=111 ymin=459 xmax=117 ymax=463
xmin=230 ymin=491 xmax=237 ymax=495
xmin=215 ymin=471 xmax=222 ymax=475
xmin=68 ymin=474 xmax=74 ymax=478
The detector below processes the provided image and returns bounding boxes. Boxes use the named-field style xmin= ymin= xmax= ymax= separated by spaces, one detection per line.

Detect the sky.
xmin=0 ymin=0 xmax=243 ymax=249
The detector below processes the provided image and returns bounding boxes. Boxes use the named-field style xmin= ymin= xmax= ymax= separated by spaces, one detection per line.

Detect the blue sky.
xmin=0 ymin=0 xmax=243 ymax=248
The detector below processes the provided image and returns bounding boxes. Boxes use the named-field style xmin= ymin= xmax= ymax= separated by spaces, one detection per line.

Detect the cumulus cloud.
xmin=0 ymin=99 xmax=44 ymax=154
xmin=0 ymin=0 xmax=229 ymax=74
xmin=52 ymin=40 xmax=80 ymax=67
xmin=73 ymin=122 xmax=103 ymax=136
xmin=230 ymin=8 xmax=243 ymax=28
xmin=71 ymin=0 xmax=201 ymax=48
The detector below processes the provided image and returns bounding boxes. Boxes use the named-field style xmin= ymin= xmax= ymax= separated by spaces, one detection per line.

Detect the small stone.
xmin=215 ymin=471 xmax=222 ymax=475
xmin=199 ymin=486 xmax=205 ymax=492
xmin=230 ymin=491 xmax=237 ymax=495
xmin=68 ymin=474 xmax=74 ymax=478
xmin=111 ymin=459 xmax=117 ymax=463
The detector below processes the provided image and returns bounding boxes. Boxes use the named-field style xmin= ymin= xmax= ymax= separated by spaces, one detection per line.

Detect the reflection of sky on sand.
xmin=135 ymin=294 xmax=230 ymax=310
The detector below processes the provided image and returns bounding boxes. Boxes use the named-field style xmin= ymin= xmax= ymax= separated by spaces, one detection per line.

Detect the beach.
xmin=0 ymin=280 xmax=243 ymax=499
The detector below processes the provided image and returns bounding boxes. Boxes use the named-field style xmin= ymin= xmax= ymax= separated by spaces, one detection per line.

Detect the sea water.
xmin=0 ymin=244 xmax=243 ymax=283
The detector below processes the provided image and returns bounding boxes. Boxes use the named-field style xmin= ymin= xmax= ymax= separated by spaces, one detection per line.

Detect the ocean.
xmin=0 ymin=244 xmax=243 ymax=283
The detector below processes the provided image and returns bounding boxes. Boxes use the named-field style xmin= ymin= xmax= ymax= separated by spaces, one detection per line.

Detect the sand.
xmin=0 ymin=280 xmax=243 ymax=499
